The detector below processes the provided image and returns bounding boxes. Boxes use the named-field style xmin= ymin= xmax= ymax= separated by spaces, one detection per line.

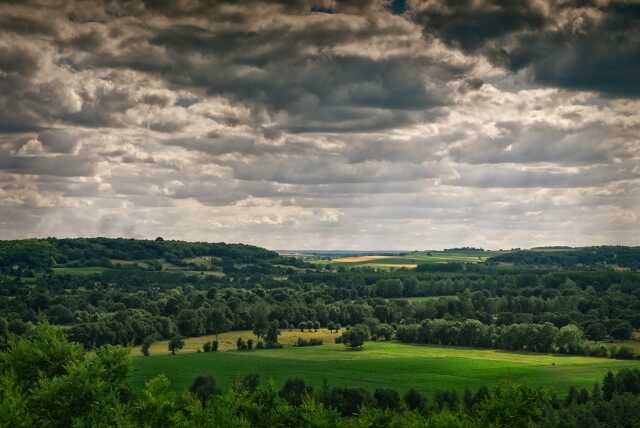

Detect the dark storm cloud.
xmin=410 ymin=0 xmax=640 ymax=97
xmin=0 ymin=0 xmax=638 ymax=248
xmin=411 ymin=0 xmax=547 ymax=52
xmin=65 ymin=3 xmax=462 ymax=133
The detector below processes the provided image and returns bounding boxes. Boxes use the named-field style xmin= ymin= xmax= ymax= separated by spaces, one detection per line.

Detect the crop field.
xmin=319 ymin=250 xmax=504 ymax=269
xmin=331 ymin=255 xmax=400 ymax=263
xmin=128 ymin=340 xmax=640 ymax=395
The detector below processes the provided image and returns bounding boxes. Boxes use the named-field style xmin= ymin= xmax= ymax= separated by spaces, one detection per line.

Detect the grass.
xmin=128 ymin=340 xmax=640 ymax=396
xmin=130 ymin=329 xmax=340 ymax=356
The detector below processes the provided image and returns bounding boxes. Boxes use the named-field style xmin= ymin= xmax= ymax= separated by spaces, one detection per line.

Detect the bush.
xmin=280 ymin=378 xmax=313 ymax=406
xmin=295 ymin=337 xmax=323 ymax=347
xmin=612 ymin=346 xmax=635 ymax=360
xmin=404 ymin=388 xmax=427 ymax=412
xmin=326 ymin=387 xmax=373 ymax=416
xmin=189 ymin=375 xmax=220 ymax=403
xmin=374 ymin=388 xmax=402 ymax=410
xmin=239 ymin=373 xmax=261 ymax=392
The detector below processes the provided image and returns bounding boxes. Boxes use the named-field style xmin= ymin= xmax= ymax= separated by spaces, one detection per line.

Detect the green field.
xmin=129 ymin=341 xmax=640 ymax=396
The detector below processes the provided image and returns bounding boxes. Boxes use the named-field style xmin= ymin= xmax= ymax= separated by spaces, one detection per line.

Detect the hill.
xmin=487 ymin=246 xmax=640 ymax=269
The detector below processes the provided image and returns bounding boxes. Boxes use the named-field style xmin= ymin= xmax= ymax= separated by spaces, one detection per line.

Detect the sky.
xmin=0 ymin=0 xmax=639 ymax=250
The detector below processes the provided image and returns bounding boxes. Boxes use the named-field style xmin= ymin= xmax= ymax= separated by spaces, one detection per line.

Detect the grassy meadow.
xmin=129 ymin=340 xmax=640 ymax=396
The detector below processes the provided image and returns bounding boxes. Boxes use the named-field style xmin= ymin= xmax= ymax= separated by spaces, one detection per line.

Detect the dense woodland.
xmin=1 ymin=238 xmax=640 ymax=426
xmin=0 ymin=239 xmax=639 ymax=358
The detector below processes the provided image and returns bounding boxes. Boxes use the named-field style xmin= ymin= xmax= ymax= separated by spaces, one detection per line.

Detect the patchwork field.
xmin=128 ymin=340 xmax=640 ymax=396
xmin=318 ymin=250 xmax=505 ymax=269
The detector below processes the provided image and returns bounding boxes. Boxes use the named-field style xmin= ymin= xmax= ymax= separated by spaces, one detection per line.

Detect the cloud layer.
xmin=0 ymin=0 xmax=638 ymax=249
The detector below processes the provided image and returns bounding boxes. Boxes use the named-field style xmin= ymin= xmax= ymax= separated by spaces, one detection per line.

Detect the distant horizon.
xmin=0 ymin=235 xmax=635 ymax=253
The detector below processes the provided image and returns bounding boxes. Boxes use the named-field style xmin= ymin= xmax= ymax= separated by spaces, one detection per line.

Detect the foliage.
xmin=341 ymin=324 xmax=370 ymax=349
xmin=3 ymin=322 xmax=640 ymax=427
xmin=168 ymin=336 xmax=184 ymax=355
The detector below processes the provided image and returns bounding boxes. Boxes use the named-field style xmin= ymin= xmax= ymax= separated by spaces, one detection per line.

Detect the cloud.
xmin=410 ymin=0 xmax=640 ymax=97
xmin=0 ymin=0 xmax=638 ymax=249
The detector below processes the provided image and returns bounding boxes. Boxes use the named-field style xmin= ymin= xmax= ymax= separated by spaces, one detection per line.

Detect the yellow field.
xmin=131 ymin=328 xmax=341 ymax=356
xmin=332 ymin=255 xmax=395 ymax=263
xmin=370 ymin=263 xmax=417 ymax=269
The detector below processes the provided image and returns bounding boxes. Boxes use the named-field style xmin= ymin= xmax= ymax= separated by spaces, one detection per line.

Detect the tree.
xmin=189 ymin=375 xmax=220 ymax=403
xmin=236 ymin=337 xmax=246 ymax=351
xmin=342 ymin=324 xmax=369 ymax=350
xmin=610 ymin=321 xmax=633 ymax=340
xmin=585 ymin=322 xmax=607 ymax=341
xmin=265 ymin=321 xmax=281 ymax=346
xmin=202 ymin=341 xmax=212 ymax=352
xmin=168 ymin=336 xmax=184 ymax=355
xmin=207 ymin=309 xmax=232 ymax=341
xmin=0 ymin=321 xmax=129 ymax=427
xmin=176 ymin=309 xmax=205 ymax=337
xmin=251 ymin=304 xmax=270 ymax=342
xmin=476 ymin=384 xmax=552 ymax=428
xmin=376 ymin=323 xmax=395 ymax=341
xmin=47 ymin=304 xmax=75 ymax=325
xmin=556 ymin=324 xmax=584 ymax=354
xmin=141 ymin=336 xmax=154 ymax=356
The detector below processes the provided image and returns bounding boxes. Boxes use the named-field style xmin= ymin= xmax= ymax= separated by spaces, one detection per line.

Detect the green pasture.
xmin=129 ymin=341 xmax=640 ymax=396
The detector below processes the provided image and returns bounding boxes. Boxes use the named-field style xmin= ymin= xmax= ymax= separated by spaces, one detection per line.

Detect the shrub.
xmin=280 ymin=378 xmax=313 ymax=406
xmin=189 ymin=375 xmax=220 ymax=403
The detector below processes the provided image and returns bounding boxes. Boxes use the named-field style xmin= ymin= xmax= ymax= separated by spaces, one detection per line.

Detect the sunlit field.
xmin=129 ymin=340 xmax=640 ymax=395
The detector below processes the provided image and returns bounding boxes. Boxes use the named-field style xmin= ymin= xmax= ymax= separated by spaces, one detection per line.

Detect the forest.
xmin=1 ymin=238 xmax=640 ymax=427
